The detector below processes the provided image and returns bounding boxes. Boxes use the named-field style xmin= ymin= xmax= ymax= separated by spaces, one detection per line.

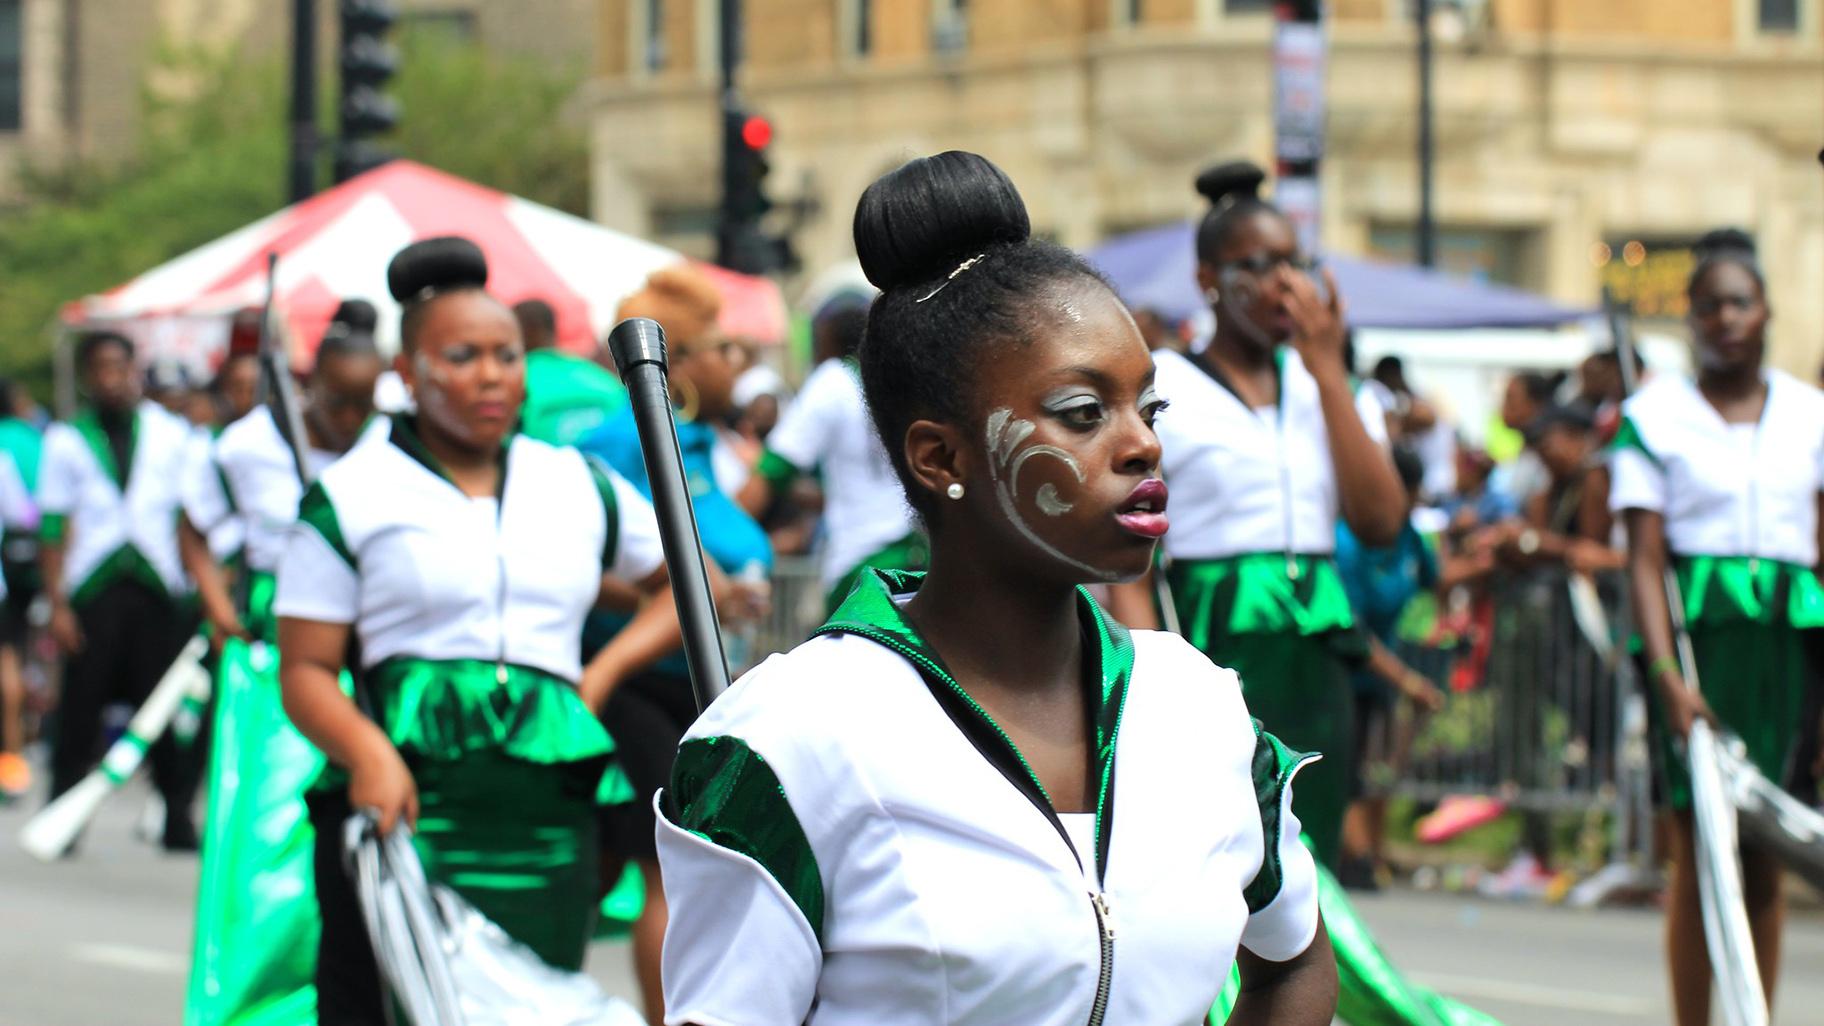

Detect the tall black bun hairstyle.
xmin=1687 ymin=227 xmax=1764 ymax=298
xmin=1194 ymin=159 xmax=1279 ymax=265
xmin=1194 ymin=160 xmax=1267 ymax=209
xmin=854 ymin=151 xmax=1032 ymax=293
xmin=387 ymin=236 xmax=489 ymax=305
xmin=850 ymin=150 xmax=1114 ymax=522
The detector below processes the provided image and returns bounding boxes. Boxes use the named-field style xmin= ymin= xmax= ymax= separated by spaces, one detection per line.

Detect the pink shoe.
xmin=1416 ymin=794 xmax=1506 ymax=844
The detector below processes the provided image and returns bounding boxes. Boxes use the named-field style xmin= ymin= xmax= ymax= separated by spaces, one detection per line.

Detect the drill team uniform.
xmin=273 ymin=416 xmax=663 ymax=1020
xmin=1609 ymin=368 xmax=1824 ymax=807
xmin=658 ymin=569 xmax=1320 ymax=1026
xmin=754 ymin=358 xmax=924 ymax=611
xmin=181 ymin=407 xmax=360 ymax=1026
xmin=38 ymin=402 xmax=197 ymax=809
xmin=1150 ymin=346 xmax=1388 ymax=868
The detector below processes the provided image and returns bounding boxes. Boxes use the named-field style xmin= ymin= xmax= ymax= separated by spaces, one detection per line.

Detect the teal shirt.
xmin=0 ymin=417 xmax=43 ymax=492
xmin=520 ymin=350 xmax=629 ymax=448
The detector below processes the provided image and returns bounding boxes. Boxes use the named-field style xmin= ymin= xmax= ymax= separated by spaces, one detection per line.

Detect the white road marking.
xmin=68 ymin=942 xmax=186 ymax=975
xmin=1413 ymin=971 xmax=1655 ymax=1016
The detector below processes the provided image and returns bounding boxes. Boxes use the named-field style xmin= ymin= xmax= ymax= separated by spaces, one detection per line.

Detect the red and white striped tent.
xmin=64 ymin=160 xmax=788 ymax=377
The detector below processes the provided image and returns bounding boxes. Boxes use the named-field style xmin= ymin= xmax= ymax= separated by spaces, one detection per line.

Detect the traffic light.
xmin=336 ymin=0 xmax=399 ymax=182
xmin=718 ymin=105 xmax=795 ymax=274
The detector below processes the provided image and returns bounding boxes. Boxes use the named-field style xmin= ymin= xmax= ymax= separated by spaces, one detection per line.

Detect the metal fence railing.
xmin=740 ymin=559 xmax=1655 ymax=867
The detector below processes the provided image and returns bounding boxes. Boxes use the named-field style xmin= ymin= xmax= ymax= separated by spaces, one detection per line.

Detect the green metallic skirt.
xmin=1168 ymin=554 xmax=1365 ymax=870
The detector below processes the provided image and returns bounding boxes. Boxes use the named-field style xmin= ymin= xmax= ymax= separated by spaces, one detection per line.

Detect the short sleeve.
xmin=1607 ymin=417 xmax=1666 ymax=514
xmin=181 ymin=433 xmax=234 ymax=534
xmin=0 ymin=452 xmax=36 ymax=531
xmin=1355 ymin=382 xmax=1392 ymax=449
xmin=587 ymin=455 xmax=666 ymax=584
xmin=273 ymin=482 xmax=358 ymax=624
xmin=1239 ymin=725 xmax=1322 ymax=962
xmin=657 ymin=734 xmax=824 ymax=1026
xmin=763 ymin=366 xmax=838 ymax=474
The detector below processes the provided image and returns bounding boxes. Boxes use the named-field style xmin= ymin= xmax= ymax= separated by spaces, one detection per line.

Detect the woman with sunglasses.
xmin=275 ymin=237 xmax=681 ymax=1024
xmin=658 ymin=151 xmax=1336 ymax=1026
xmin=1110 ymin=161 xmax=1406 ymax=871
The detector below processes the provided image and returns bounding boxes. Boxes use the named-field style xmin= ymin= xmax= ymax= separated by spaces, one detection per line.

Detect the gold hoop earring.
xmin=672 ymin=376 xmax=701 ymax=422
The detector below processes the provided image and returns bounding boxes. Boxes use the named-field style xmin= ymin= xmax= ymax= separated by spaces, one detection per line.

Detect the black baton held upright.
xmin=607 ymin=317 xmax=731 ymax=712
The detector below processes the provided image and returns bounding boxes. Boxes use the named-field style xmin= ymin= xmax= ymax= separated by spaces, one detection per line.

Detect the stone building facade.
xmin=587 ymin=0 xmax=1824 ymax=369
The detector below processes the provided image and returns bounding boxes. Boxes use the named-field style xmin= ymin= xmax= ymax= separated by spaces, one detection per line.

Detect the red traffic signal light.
xmin=740 ymin=115 xmax=773 ymax=151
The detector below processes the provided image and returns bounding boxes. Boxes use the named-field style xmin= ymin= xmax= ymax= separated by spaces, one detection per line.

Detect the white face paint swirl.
xmin=984 ymin=407 xmax=1115 ymax=582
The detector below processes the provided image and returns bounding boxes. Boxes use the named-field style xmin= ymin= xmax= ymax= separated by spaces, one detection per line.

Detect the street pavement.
xmin=3 ymin=779 xmax=1821 ymax=1025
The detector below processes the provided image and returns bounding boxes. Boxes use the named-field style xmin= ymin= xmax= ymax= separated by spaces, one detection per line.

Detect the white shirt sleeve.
xmin=37 ymin=425 xmax=82 ymax=518
xmin=606 ymin=469 xmax=666 ymax=584
xmin=1355 ymin=382 xmax=1392 ymax=449
xmin=0 ymin=452 xmax=34 ymax=531
xmin=1608 ymin=447 xmax=1667 ymax=514
xmin=182 ymin=433 xmax=233 ymax=534
xmin=764 ymin=363 xmax=841 ymax=473
xmin=657 ymin=799 xmax=821 ymax=1026
xmin=1238 ymin=762 xmax=1322 ymax=962
xmin=273 ymin=515 xmax=359 ymax=625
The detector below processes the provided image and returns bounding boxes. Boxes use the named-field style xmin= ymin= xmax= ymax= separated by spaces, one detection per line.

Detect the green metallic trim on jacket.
xmin=295 ymin=481 xmax=354 ymax=571
xmin=71 ymin=408 xmax=139 ymax=489
xmin=364 ymin=658 xmax=615 ymax=767
xmin=755 ymin=448 xmax=801 ymax=489
xmin=1168 ymin=553 xmax=1356 ymax=646
xmin=1675 ymin=555 xmax=1824 ymax=629
xmin=1608 ymin=415 xmax=1659 ymax=466
xmin=39 ymin=512 xmax=66 ymax=543
xmin=69 ymin=544 xmax=170 ymax=606
xmin=814 ymin=569 xmax=1135 ymax=882
xmin=582 ymin=453 xmax=622 ymax=570
xmin=665 ymin=735 xmax=826 ymax=942
xmin=1243 ymin=721 xmax=1319 ymax=913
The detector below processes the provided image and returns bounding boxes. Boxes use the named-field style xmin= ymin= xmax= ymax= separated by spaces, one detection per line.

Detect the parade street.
xmin=2 ymin=782 xmax=1820 ymax=1026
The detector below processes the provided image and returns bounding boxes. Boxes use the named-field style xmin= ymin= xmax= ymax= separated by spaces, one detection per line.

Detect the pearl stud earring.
xmin=946 ymin=483 xmax=965 ymax=500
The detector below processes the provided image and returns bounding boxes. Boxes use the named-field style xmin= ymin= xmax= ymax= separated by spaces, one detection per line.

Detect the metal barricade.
xmin=1381 ymin=567 xmax=1654 ymax=867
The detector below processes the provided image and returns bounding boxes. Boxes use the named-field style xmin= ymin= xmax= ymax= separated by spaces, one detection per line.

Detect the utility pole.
xmin=715 ymin=0 xmax=742 ymax=268
xmin=289 ymin=0 xmax=318 ymax=203
xmin=1416 ymin=0 xmax=1436 ymax=268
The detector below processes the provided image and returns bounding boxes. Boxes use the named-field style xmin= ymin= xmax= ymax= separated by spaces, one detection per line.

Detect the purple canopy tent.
xmin=1084 ymin=221 xmax=1591 ymax=330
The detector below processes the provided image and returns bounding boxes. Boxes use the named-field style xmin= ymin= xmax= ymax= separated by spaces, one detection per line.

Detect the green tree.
xmin=0 ymin=31 xmax=591 ymax=392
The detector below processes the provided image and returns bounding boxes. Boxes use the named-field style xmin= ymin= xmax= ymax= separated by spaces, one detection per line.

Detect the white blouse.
xmin=657 ymin=578 xmax=1320 ymax=1026
xmin=39 ymin=402 xmax=193 ymax=597
xmin=1152 ymin=348 xmax=1387 ymax=561
xmin=1609 ymin=369 xmax=1824 ymax=564
xmin=272 ymin=418 xmax=664 ymax=681
xmin=764 ymin=358 xmax=914 ymax=586
xmin=182 ymin=408 xmax=363 ymax=574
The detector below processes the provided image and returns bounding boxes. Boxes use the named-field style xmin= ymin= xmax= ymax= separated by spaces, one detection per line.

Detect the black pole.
xmin=607 ymin=318 xmax=732 ymax=712
xmin=715 ymin=0 xmax=741 ymax=267
xmin=1415 ymin=0 xmax=1435 ymax=268
xmin=289 ymin=0 xmax=319 ymax=203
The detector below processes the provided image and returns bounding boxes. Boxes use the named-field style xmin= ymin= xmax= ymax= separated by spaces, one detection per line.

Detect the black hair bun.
xmin=853 ymin=151 xmax=1032 ymax=292
xmin=1694 ymin=227 xmax=1756 ymax=260
xmin=329 ymin=298 xmax=378 ymax=334
xmin=387 ymin=236 xmax=489 ymax=304
xmin=1194 ymin=160 xmax=1266 ymax=208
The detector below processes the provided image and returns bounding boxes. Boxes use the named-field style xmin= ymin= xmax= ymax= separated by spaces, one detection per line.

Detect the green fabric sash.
xmin=365 ymin=658 xmax=615 ymax=767
xmin=1169 ymin=553 xmax=1356 ymax=647
xmin=185 ymin=639 xmax=322 ymax=1026
xmin=1674 ymin=554 xmax=1824 ymax=629
xmin=1210 ymin=840 xmax=1504 ymax=1025
xmin=70 ymin=543 xmax=170 ymax=606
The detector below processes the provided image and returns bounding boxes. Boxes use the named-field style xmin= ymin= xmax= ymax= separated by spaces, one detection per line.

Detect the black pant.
xmin=308 ymin=791 xmax=390 ymax=1026
xmin=49 ymin=581 xmax=198 ymax=817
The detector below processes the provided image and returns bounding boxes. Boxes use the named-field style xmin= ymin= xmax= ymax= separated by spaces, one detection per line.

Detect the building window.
xmin=1115 ymin=0 xmax=1143 ymax=25
xmin=0 ymin=0 xmax=20 ymax=132
xmin=1759 ymin=0 xmax=1801 ymax=32
xmin=933 ymin=0 xmax=968 ymax=55
xmin=1367 ymin=223 xmax=1536 ymax=289
xmin=1225 ymin=0 xmax=1272 ymax=13
xmin=850 ymin=0 xmax=873 ymax=55
xmin=644 ymin=0 xmax=667 ymax=71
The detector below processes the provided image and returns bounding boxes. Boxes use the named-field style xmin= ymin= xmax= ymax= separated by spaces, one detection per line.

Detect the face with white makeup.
xmin=900 ymin=284 xmax=1168 ymax=587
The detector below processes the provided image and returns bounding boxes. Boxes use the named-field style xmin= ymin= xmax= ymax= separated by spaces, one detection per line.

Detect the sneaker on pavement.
xmin=0 ymin=751 xmax=30 ymax=800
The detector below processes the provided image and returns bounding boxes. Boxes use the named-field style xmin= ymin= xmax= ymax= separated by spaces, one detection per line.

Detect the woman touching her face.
xmin=655 ymin=152 xmax=1337 ymax=1026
